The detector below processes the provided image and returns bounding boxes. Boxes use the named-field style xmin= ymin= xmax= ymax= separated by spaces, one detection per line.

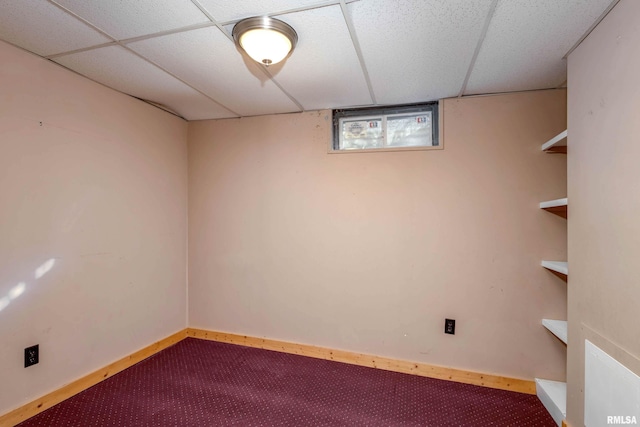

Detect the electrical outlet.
xmin=444 ymin=319 xmax=456 ymax=335
xmin=24 ymin=344 xmax=39 ymax=368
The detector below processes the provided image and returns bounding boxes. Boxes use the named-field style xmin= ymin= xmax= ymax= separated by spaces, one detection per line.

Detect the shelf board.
xmin=542 ymin=260 xmax=568 ymax=278
xmin=540 ymin=198 xmax=568 ymax=218
xmin=542 ymin=319 xmax=568 ymax=344
xmin=535 ymin=378 xmax=567 ymax=426
xmin=542 ymin=130 xmax=567 ymax=153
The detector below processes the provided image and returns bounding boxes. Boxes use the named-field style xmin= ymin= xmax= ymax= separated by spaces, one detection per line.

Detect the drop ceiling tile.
xmin=0 ymin=0 xmax=110 ymax=56
xmin=266 ymin=5 xmax=371 ymax=110
xmin=128 ymin=27 xmax=299 ymax=117
xmin=197 ymin=0 xmax=334 ymax=22
xmin=349 ymin=0 xmax=493 ymax=105
xmin=465 ymin=0 xmax=613 ymax=95
xmin=53 ymin=46 xmax=236 ymax=120
xmin=53 ymin=0 xmax=210 ymax=40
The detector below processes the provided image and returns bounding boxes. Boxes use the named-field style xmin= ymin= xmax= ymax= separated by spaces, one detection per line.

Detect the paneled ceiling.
xmin=0 ymin=0 xmax=618 ymax=120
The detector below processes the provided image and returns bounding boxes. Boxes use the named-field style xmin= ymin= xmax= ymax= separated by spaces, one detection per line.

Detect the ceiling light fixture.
xmin=232 ymin=16 xmax=298 ymax=66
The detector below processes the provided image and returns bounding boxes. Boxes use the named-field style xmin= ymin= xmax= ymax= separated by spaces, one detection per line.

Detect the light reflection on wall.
xmin=35 ymin=259 xmax=55 ymax=279
xmin=0 ymin=258 xmax=56 ymax=313
xmin=8 ymin=282 xmax=26 ymax=299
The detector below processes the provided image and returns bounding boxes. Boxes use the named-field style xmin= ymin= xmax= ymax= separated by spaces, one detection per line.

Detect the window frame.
xmin=330 ymin=101 xmax=441 ymax=153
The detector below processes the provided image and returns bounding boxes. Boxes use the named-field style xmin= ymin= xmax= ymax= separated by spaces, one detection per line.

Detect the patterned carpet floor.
xmin=18 ymin=338 xmax=555 ymax=426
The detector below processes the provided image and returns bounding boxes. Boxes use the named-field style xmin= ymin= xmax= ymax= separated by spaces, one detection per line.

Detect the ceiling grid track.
xmin=338 ymin=0 xmax=376 ymax=105
xmin=45 ymin=0 xmax=360 ymax=59
xmin=563 ymin=0 xmax=621 ymax=59
xmin=42 ymin=0 xmax=374 ymax=116
xmin=197 ymin=0 xmax=363 ymax=113
xmin=120 ymin=22 xmax=220 ymax=45
xmin=121 ymin=47 xmax=241 ymax=117
xmin=46 ymin=22 xmax=219 ymax=59
xmin=51 ymin=0 xmax=320 ymax=115
xmin=47 ymin=0 xmax=112 ymax=40
xmin=190 ymin=0 xmax=305 ymax=111
xmin=457 ymin=0 xmax=499 ymax=98
xmin=259 ymin=69 xmax=306 ymax=111
xmin=5 ymin=0 xmax=609 ymax=120
xmin=189 ymin=0 xmax=234 ymax=42
xmin=47 ymin=0 xmax=240 ymax=118
xmin=269 ymin=0 xmax=358 ymax=18
xmin=46 ymin=41 xmax=118 ymax=60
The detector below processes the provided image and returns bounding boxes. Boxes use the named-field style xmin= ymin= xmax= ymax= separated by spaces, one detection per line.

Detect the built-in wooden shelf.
xmin=542 ymin=260 xmax=568 ymax=279
xmin=536 ymin=378 xmax=567 ymax=426
xmin=537 ymin=127 xmax=568 ymax=427
xmin=540 ymin=198 xmax=568 ymax=218
xmin=542 ymin=130 xmax=567 ymax=153
xmin=542 ymin=319 xmax=568 ymax=344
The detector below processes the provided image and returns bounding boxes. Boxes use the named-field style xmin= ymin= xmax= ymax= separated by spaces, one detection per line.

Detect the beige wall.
xmin=188 ymin=90 xmax=567 ymax=380
xmin=0 ymin=35 xmax=573 ymax=417
xmin=567 ymin=0 xmax=640 ymax=425
xmin=0 ymin=41 xmax=188 ymax=414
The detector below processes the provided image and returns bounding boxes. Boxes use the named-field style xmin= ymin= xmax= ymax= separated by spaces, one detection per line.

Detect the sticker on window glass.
xmin=343 ymin=120 xmax=382 ymax=139
xmin=341 ymin=119 xmax=383 ymax=149
xmin=344 ymin=121 xmax=367 ymax=138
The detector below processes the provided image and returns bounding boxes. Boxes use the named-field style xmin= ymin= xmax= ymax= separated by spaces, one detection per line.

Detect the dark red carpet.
xmin=18 ymin=338 xmax=554 ymax=426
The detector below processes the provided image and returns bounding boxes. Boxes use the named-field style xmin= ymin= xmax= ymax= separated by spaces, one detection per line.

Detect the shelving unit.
xmin=542 ymin=130 xmax=567 ymax=153
xmin=541 ymin=260 xmax=568 ymax=277
xmin=536 ymin=379 xmax=567 ymax=426
xmin=536 ymin=129 xmax=568 ymax=427
xmin=542 ymin=319 xmax=568 ymax=344
xmin=540 ymin=198 xmax=568 ymax=218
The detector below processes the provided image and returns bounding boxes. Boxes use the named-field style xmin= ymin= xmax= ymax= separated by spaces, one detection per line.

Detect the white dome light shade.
xmin=233 ymin=17 xmax=298 ymax=66
xmin=239 ymin=28 xmax=292 ymax=65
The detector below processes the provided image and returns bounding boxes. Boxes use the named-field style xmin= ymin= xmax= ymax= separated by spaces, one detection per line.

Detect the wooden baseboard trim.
xmin=2 ymin=327 xmax=538 ymax=426
xmin=0 ymin=329 xmax=187 ymax=427
xmin=186 ymin=328 xmax=536 ymax=395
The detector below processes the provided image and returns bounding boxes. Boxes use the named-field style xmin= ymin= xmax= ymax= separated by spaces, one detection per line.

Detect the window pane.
xmin=386 ymin=112 xmax=433 ymax=147
xmin=332 ymin=102 xmax=439 ymax=151
xmin=340 ymin=119 xmax=383 ymax=150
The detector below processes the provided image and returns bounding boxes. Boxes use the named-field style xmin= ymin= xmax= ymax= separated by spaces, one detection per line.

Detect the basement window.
xmin=331 ymin=102 xmax=440 ymax=152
